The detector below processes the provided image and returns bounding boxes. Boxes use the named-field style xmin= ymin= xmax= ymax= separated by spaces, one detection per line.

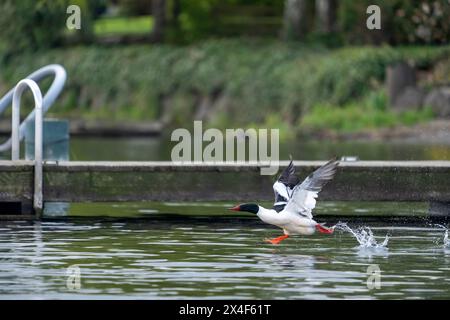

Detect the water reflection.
xmin=67 ymin=137 xmax=450 ymax=161
xmin=356 ymin=246 xmax=389 ymax=260
xmin=1 ymin=136 xmax=450 ymax=161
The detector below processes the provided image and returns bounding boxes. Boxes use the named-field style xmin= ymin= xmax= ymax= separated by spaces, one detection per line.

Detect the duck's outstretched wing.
xmin=284 ymin=157 xmax=339 ymax=219
xmin=272 ymin=157 xmax=300 ymax=212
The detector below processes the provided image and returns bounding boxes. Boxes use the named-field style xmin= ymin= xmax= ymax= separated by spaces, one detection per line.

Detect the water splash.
xmin=444 ymin=230 xmax=449 ymax=248
xmin=435 ymin=224 xmax=450 ymax=248
xmin=333 ymin=222 xmax=389 ymax=248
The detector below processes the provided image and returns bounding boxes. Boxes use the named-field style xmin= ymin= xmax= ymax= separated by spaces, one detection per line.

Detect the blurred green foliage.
xmin=339 ymin=0 xmax=450 ymax=45
xmin=174 ymin=0 xmax=283 ymax=42
xmin=65 ymin=0 xmax=99 ymax=43
xmin=176 ymin=0 xmax=219 ymax=42
xmin=0 ymin=0 xmax=108 ymax=56
xmin=0 ymin=0 xmax=68 ymax=55
xmin=117 ymin=0 xmax=152 ymax=15
xmin=94 ymin=15 xmax=154 ymax=36
xmin=300 ymin=91 xmax=435 ymax=133
xmin=163 ymin=0 xmax=450 ymax=44
xmin=0 ymin=0 xmax=447 ymax=52
xmin=1 ymin=39 xmax=448 ymax=133
xmin=0 ymin=1 xmax=448 ymax=135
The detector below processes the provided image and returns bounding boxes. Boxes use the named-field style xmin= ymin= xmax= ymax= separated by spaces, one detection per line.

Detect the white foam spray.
xmin=434 ymin=224 xmax=449 ymax=248
xmin=333 ymin=222 xmax=389 ymax=248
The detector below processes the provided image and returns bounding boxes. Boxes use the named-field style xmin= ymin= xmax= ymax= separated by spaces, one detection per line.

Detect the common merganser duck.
xmin=229 ymin=157 xmax=339 ymax=244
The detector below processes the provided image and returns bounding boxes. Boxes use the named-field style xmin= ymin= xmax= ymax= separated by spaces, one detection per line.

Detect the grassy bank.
xmin=94 ymin=15 xmax=154 ymax=36
xmin=0 ymin=39 xmax=449 ymax=137
xmin=300 ymin=91 xmax=435 ymax=133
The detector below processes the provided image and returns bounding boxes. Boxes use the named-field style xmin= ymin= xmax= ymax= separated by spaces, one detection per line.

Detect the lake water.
xmin=68 ymin=137 xmax=450 ymax=161
xmin=1 ymin=136 xmax=450 ymax=161
xmin=0 ymin=137 xmax=449 ymax=299
xmin=1 ymin=212 xmax=449 ymax=299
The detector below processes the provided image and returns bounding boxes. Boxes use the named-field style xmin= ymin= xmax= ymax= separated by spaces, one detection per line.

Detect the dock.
xmin=1 ymin=160 xmax=449 ymax=218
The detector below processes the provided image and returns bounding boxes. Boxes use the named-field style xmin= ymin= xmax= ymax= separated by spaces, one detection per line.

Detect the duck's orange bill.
xmin=228 ymin=205 xmax=240 ymax=211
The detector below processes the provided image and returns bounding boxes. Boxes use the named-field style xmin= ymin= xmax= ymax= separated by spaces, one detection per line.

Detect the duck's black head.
xmin=228 ymin=203 xmax=259 ymax=214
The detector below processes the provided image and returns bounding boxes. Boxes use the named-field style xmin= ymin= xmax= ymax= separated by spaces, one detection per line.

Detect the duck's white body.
xmin=257 ymin=206 xmax=317 ymax=235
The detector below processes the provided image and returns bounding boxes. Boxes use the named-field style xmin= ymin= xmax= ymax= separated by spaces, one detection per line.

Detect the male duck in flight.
xmin=229 ymin=157 xmax=339 ymax=244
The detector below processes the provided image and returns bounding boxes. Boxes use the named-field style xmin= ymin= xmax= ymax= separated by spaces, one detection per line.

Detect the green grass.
xmin=300 ymin=91 xmax=436 ymax=133
xmin=94 ymin=15 xmax=154 ymax=36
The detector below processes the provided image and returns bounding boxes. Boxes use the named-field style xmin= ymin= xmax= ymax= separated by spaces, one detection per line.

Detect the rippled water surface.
xmin=1 ymin=202 xmax=449 ymax=299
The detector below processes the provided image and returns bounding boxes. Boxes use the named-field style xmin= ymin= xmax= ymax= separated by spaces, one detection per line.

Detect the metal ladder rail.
xmin=11 ymin=79 xmax=43 ymax=216
xmin=0 ymin=64 xmax=66 ymax=152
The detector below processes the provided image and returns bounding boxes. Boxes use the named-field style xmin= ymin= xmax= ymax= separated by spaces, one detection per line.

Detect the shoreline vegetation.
xmin=1 ymin=39 xmax=449 ymax=141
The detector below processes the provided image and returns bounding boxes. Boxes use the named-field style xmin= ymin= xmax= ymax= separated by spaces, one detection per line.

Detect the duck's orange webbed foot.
xmin=264 ymin=234 xmax=289 ymax=245
xmin=316 ymin=224 xmax=334 ymax=234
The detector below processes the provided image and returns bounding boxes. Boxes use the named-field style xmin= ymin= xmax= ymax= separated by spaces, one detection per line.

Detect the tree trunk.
xmin=315 ymin=0 xmax=337 ymax=33
xmin=171 ymin=0 xmax=181 ymax=29
xmin=150 ymin=0 xmax=166 ymax=43
xmin=282 ymin=0 xmax=308 ymax=40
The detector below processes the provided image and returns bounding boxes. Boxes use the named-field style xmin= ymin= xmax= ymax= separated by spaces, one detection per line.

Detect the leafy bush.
xmin=0 ymin=39 xmax=448 ymax=130
xmin=339 ymin=0 xmax=450 ymax=45
xmin=0 ymin=0 xmax=68 ymax=54
xmin=117 ymin=0 xmax=152 ymax=16
xmin=173 ymin=0 xmax=283 ymax=42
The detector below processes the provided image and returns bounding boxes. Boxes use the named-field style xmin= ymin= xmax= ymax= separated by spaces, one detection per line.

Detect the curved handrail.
xmin=12 ymin=79 xmax=43 ymax=215
xmin=0 ymin=64 xmax=66 ymax=152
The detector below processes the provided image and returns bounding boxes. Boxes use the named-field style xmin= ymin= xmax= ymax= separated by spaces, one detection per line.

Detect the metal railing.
xmin=11 ymin=79 xmax=44 ymax=216
xmin=0 ymin=64 xmax=66 ymax=152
